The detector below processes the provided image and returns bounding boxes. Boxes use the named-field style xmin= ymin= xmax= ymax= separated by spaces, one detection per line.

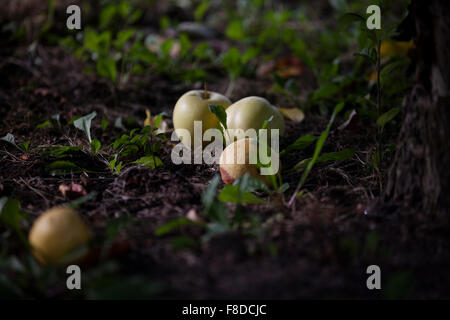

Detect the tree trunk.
xmin=386 ymin=0 xmax=450 ymax=215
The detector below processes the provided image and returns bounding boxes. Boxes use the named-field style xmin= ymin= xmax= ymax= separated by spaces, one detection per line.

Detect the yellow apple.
xmin=28 ymin=206 xmax=93 ymax=265
xmin=225 ymin=96 xmax=285 ymax=145
xmin=173 ymin=90 xmax=231 ymax=147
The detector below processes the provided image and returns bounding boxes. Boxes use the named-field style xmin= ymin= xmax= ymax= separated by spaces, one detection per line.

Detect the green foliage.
xmin=377 ymin=108 xmax=400 ymax=127
xmin=133 ymin=155 xmax=163 ymax=169
xmin=289 ymin=102 xmax=345 ymax=205
xmin=36 ymin=120 xmax=53 ymax=129
xmin=46 ymin=160 xmax=84 ymax=176
xmin=91 ymin=139 xmax=101 ymax=155
xmin=294 ymin=148 xmax=355 ymax=170
xmin=194 ymin=1 xmax=210 ymax=21
xmin=110 ymin=118 xmax=165 ymax=173
xmin=281 ymin=134 xmax=316 ymax=156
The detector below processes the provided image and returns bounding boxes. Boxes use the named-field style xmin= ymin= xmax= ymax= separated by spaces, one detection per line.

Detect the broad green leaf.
xmin=377 ymin=108 xmax=400 ymax=127
xmin=222 ymin=47 xmax=242 ymax=79
xmin=194 ymin=1 xmax=210 ymax=21
xmin=226 ymin=20 xmax=245 ymax=40
xmin=295 ymin=148 xmax=355 ymax=169
xmin=73 ymin=111 xmax=97 ymax=143
xmin=218 ymin=185 xmax=265 ymax=204
xmin=96 ymin=58 xmax=117 ymax=83
xmin=171 ymin=236 xmax=198 ymax=250
xmin=209 ymin=104 xmax=227 ymax=130
xmin=18 ymin=141 xmax=30 ymax=152
xmin=41 ymin=146 xmax=83 ymax=158
xmin=113 ymin=29 xmax=135 ymax=49
xmin=155 ymin=217 xmax=202 ymax=236
xmin=0 ymin=197 xmax=22 ymax=230
xmin=90 ymin=139 xmax=101 ymax=155
xmin=232 ymin=173 xmax=270 ymax=193
xmin=288 ymin=102 xmax=344 ymax=205
xmin=46 ymin=160 xmax=83 ymax=176
xmin=338 ymin=12 xmax=365 ymax=28
xmin=36 ymin=120 xmax=53 ymax=129
xmin=281 ymin=134 xmax=316 ymax=155
xmin=134 ymin=156 xmax=163 ymax=169
xmin=202 ymin=175 xmax=221 ymax=214
xmin=101 ymin=118 xmax=109 ymax=131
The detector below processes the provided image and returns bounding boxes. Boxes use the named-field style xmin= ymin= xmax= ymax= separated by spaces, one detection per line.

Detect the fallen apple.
xmin=219 ymin=138 xmax=279 ymax=185
xmin=225 ymin=96 xmax=285 ymax=145
xmin=28 ymin=206 xmax=93 ymax=265
xmin=173 ymin=89 xmax=231 ymax=148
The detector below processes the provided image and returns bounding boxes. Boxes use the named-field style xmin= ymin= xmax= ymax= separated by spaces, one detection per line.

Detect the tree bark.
xmin=386 ymin=0 xmax=450 ymax=215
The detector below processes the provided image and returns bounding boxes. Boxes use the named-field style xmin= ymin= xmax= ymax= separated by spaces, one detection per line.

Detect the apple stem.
xmin=203 ymin=82 xmax=208 ymax=99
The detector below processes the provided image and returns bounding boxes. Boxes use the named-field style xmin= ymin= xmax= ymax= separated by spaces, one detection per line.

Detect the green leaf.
xmin=113 ymin=29 xmax=135 ymax=49
xmin=46 ymin=160 xmax=83 ymax=176
xmin=232 ymin=173 xmax=270 ymax=193
xmin=18 ymin=141 xmax=30 ymax=152
xmin=219 ymin=185 xmax=265 ymax=204
xmin=171 ymin=236 xmax=198 ymax=250
xmin=90 ymin=139 xmax=101 ymax=155
xmin=101 ymin=118 xmax=109 ymax=131
xmin=194 ymin=1 xmax=210 ymax=21
xmin=41 ymin=146 xmax=83 ymax=158
xmin=0 ymin=197 xmax=27 ymax=246
xmin=134 ymin=156 xmax=163 ymax=169
xmin=96 ymin=57 xmax=117 ymax=83
xmin=0 ymin=197 xmax=22 ymax=230
xmin=209 ymin=104 xmax=227 ymax=130
xmin=295 ymin=148 xmax=355 ymax=169
xmin=261 ymin=116 xmax=274 ymax=131
xmin=281 ymin=134 xmax=316 ymax=155
xmin=338 ymin=12 xmax=365 ymax=27
xmin=73 ymin=111 xmax=97 ymax=143
xmin=155 ymin=217 xmax=202 ymax=236
xmin=222 ymin=47 xmax=242 ymax=79
xmin=377 ymin=108 xmax=401 ymax=127
xmin=289 ymin=102 xmax=344 ymax=204
xmin=153 ymin=113 xmax=163 ymax=130
xmin=160 ymin=38 xmax=174 ymax=58
xmin=226 ymin=20 xmax=245 ymax=40
xmin=36 ymin=120 xmax=53 ymax=129
xmin=202 ymin=175 xmax=221 ymax=214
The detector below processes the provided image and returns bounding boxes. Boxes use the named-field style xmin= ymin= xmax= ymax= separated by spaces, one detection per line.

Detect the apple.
xmin=28 ymin=206 xmax=93 ymax=265
xmin=225 ymin=96 xmax=285 ymax=145
xmin=173 ymin=89 xmax=231 ymax=148
xmin=219 ymin=138 xmax=278 ymax=185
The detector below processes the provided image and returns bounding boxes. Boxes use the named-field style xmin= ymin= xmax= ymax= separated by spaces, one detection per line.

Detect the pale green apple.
xmin=225 ymin=96 xmax=285 ymax=145
xmin=173 ymin=90 xmax=231 ymax=147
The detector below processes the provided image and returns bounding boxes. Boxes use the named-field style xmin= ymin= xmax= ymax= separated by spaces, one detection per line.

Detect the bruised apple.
xmin=219 ymin=138 xmax=279 ymax=185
